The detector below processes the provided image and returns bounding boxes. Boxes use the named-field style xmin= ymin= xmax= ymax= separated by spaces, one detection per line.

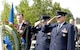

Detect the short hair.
xmin=69 ymin=19 xmax=74 ymax=22
xmin=69 ymin=19 xmax=74 ymax=23
xmin=17 ymin=13 xmax=24 ymax=17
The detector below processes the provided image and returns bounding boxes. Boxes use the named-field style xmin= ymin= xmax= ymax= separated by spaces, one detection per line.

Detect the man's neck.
xmin=58 ymin=21 xmax=65 ymax=25
xmin=58 ymin=21 xmax=65 ymax=28
xmin=58 ymin=21 xmax=65 ymax=24
xmin=18 ymin=22 xmax=23 ymax=25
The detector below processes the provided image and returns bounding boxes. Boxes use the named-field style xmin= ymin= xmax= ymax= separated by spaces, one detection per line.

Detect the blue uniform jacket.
xmin=49 ymin=22 xmax=75 ymax=50
xmin=35 ymin=26 xmax=49 ymax=50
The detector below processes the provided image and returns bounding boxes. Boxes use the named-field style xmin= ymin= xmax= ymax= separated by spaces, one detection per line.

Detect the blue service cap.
xmin=40 ymin=15 xmax=50 ymax=20
xmin=55 ymin=11 xmax=67 ymax=18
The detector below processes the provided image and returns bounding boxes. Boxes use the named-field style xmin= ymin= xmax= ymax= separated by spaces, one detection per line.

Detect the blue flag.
xmin=8 ymin=4 xmax=14 ymax=24
xmin=3 ymin=35 xmax=12 ymax=50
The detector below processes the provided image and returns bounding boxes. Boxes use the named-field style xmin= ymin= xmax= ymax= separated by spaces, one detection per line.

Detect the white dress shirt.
xmin=18 ymin=22 xmax=23 ymax=30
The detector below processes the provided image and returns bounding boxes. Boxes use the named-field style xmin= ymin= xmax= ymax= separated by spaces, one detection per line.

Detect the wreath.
xmin=2 ymin=24 xmax=22 ymax=50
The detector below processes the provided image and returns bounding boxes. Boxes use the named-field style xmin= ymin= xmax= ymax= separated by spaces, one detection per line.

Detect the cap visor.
xmin=56 ymin=15 xmax=61 ymax=18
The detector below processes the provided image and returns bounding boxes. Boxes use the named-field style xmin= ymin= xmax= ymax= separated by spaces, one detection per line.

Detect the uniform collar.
xmin=58 ymin=21 xmax=66 ymax=28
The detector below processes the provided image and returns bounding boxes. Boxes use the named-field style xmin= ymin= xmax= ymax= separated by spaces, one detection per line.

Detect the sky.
xmin=0 ymin=0 xmax=80 ymax=19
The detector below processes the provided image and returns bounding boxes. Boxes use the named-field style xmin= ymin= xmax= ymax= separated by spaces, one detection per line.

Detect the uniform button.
xmin=37 ymin=44 xmax=38 ymax=45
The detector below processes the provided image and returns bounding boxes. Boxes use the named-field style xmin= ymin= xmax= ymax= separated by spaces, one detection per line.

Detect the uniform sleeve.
xmin=67 ymin=25 xmax=75 ymax=50
xmin=42 ymin=24 xmax=51 ymax=33
xmin=42 ymin=23 xmax=57 ymax=33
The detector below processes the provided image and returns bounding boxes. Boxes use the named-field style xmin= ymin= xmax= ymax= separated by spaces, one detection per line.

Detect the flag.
xmin=3 ymin=35 xmax=12 ymax=50
xmin=8 ymin=4 xmax=14 ymax=24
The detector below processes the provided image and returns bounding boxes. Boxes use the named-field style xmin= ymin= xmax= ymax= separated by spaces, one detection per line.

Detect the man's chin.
xmin=57 ymin=21 xmax=60 ymax=23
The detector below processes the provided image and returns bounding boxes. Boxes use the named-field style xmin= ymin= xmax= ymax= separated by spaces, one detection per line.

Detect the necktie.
xmin=58 ymin=24 xmax=61 ymax=28
xmin=57 ymin=24 xmax=61 ymax=32
xmin=17 ymin=25 xmax=20 ymax=30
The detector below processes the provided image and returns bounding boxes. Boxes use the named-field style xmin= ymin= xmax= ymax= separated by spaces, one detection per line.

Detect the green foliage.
xmin=1 ymin=2 xmax=10 ymax=22
xmin=16 ymin=0 xmax=74 ymax=25
xmin=9 ymin=24 xmax=22 ymax=50
xmin=2 ymin=28 xmax=15 ymax=50
xmin=16 ymin=0 xmax=53 ymax=25
xmin=16 ymin=0 xmax=35 ymax=24
xmin=51 ymin=2 xmax=61 ymax=16
xmin=61 ymin=8 xmax=73 ymax=22
xmin=1 ymin=0 xmax=74 ymax=25
xmin=2 ymin=24 xmax=22 ymax=50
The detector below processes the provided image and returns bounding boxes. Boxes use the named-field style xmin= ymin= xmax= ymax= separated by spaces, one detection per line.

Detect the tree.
xmin=16 ymin=0 xmax=53 ymax=25
xmin=51 ymin=2 xmax=73 ymax=22
xmin=1 ymin=0 xmax=74 ymax=25
xmin=1 ymin=2 xmax=10 ymax=22
xmin=51 ymin=2 xmax=61 ymax=16
xmin=61 ymin=8 xmax=73 ymax=22
xmin=16 ymin=0 xmax=34 ymax=24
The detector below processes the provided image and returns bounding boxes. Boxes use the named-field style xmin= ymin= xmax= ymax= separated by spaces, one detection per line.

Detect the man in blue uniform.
xmin=34 ymin=15 xmax=50 ymax=50
xmin=49 ymin=11 xmax=75 ymax=50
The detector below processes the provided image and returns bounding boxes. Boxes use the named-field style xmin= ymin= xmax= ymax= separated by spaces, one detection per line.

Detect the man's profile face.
xmin=16 ymin=15 xmax=23 ymax=24
xmin=69 ymin=19 xmax=74 ymax=25
xmin=56 ymin=16 xmax=65 ymax=23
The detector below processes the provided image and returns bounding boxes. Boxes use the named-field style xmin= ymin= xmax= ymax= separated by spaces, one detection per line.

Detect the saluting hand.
xmin=47 ymin=17 xmax=55 ymax=24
